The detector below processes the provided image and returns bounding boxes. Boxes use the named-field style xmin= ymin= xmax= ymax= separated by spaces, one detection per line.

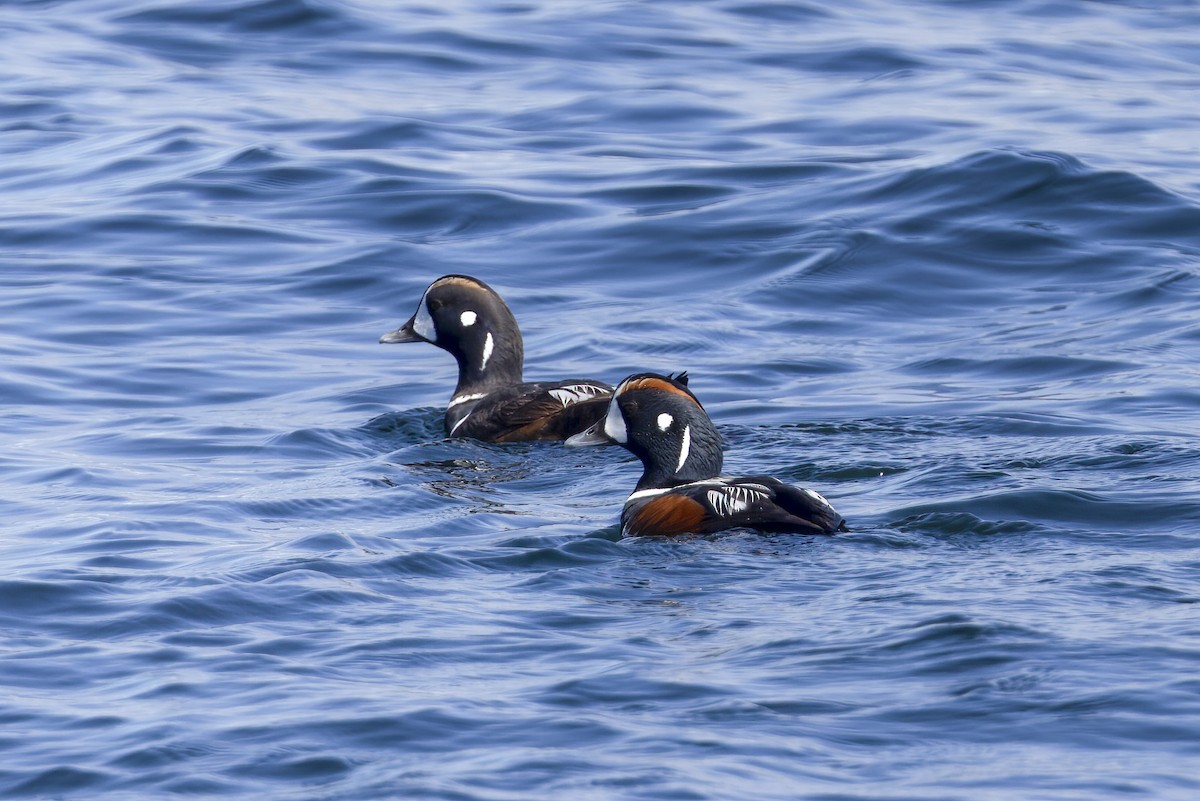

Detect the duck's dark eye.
xmin=428 ymin=298 xmax=445 ymax=312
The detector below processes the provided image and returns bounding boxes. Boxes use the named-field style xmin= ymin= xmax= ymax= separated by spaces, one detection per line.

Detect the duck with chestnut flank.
xmin=567 ymin=372 xmax=846 ymax=536
xmin=380 ymin=275 xmax=613 ymax=442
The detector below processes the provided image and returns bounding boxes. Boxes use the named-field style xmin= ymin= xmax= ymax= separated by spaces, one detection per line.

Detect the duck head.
xmin=380 ymin=275 xmax=524 ymax=392
xmin=568 ymin=372 xmax=723 ymax=490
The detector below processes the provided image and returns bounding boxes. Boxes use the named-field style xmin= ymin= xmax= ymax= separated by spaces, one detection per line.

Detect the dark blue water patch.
xmin=269 ymin=424 xmax=396 ymax=461
xmin=0 ymin=579 xmax=124 ymax=628
xmin=113 ymin=0 xmax=356 ymax=35
xmin=30 ymin=126 xmax=217 ymax=194
xmin=3 ymin=211 xmax=326 ymax=257
xmin=1087 ymin=388 xmax=1200 ymax=436
xmin=271 ymin=246 xmax=428 ymax=306
xmin=164 ymin=145 xmax=350 ymax=203
xmin=1087 ymin=564 xmax=1200 ymax=605
xmin=502 ymin=92 xmax=741 ymax=135
xmin=309 ymin=41 xmax=493 ymax=74
xmin=302 ymin=117 xmax=511 ymax=153
xmin=750 ymin=44 xmax=927 ymax=76
xmin=467 ymin=534 xmax=626 ymax=574
xmin=357 ymin=407 xmax=445 ymax=440
xmin=890 ymin=488 xmax=1200 ymax=534
xmin=3 ymin=767 xmax=115 ymax=798
xmin=994 ymin=438 xmax=1200 ymax=479
xmin=104 ymin=0 xmax=363 ymax=67
xmin=902 ymin=354 xmax=1134 ymax=382
xmin=583 ymin=180 xmax=739 ymax=217
xmin=871 ymin=150 xmax=1200 ymax=242
xmin=385 ymin=26 xmax=555 ymax=63
xmin=329 ymin=185 xmax=595 ymax=242
xmin=723 ymin=2 xmax=834 ymax=23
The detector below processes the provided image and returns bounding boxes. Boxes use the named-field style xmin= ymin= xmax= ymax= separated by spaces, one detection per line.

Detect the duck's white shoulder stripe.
xmin=549 ymin=383 xmax=609 ymax=407
xmin=449 ymin=412 xmax=473 ymax=435
xmin=448 ymin=391 xmax=486 ymax=409
xmin=626 ymin=486 xmax=670 ymax=502
xmin=626 ymin=479 xmax=773 ymax=514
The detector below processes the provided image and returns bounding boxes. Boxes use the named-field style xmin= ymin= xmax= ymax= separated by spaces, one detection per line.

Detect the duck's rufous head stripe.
xmin=431 ymin=275 xmax=492 ymax=292
xmin=619 ymin=376 xmax=701 ymax=408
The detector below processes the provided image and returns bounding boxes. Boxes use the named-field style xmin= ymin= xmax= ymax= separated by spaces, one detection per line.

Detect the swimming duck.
xmin=567 ymin=372 xmax=845 ymax=536
xmin=380 ymin=275 xmax=613 ymax=442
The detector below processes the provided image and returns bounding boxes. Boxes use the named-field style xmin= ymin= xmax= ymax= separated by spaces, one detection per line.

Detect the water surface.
xmin=2 ymin=1 xmax=1200 ymax=799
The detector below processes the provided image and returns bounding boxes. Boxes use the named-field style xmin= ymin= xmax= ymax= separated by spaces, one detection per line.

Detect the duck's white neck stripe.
xmin=675 ymin=424 xmax=691 ymax=473
xmin=481 ymin=332 xmax=494 ymax=370
xmin=448 ymin=392 xmax=486 ymax=409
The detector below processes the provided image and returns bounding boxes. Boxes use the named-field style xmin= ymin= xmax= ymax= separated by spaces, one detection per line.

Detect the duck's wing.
xmin=461 ymin=380 xmax=614 ymax=442
xmin=621 ymin=477 xmax=844 ymax=536
xmin=730 ymin=476 xmax=846 ymax=534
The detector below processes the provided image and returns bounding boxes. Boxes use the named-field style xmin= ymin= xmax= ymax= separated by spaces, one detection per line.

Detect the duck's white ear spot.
xmin=656 ymin=412 xmax=673 ymax=431
xmin=460 ymin=310 xmax=477 ymax=327
xmin=481 ymin=332 xmax=494 ymax=370
xmin=604 ymin=398 xmax=628 ymax=444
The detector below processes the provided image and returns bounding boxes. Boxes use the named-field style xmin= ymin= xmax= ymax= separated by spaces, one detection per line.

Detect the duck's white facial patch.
xmin=603 ymin=399 xmax=628 ymax=444
xmin=412 ymin=291 xmax=436 ymax=341
xmin=460 ymin=310 xmax=477 ymax=327
xmin=481 ymin=332 xmax=494 ymax=370
xmin=656 ymin=412 xmax=673 ymax=432
xmin=675 ymin=424 xmax=691 ymax=473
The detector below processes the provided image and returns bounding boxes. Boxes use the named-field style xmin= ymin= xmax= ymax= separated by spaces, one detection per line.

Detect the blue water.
xmin=3 ymin=0 xmax=1200 ymax=798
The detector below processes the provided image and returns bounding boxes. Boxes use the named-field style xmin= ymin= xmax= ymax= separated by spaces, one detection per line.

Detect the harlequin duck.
xmin=380 ymin=275 xmax=613 ymax=442
xmin=567 ymin=372 xmax=846 ymax=537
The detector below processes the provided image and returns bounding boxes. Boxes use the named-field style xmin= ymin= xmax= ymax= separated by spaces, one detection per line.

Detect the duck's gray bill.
xmin=565 ymin=420 xmax=610 ymax=447
xmin=380 ymin=319 xmax=420 ymax=344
